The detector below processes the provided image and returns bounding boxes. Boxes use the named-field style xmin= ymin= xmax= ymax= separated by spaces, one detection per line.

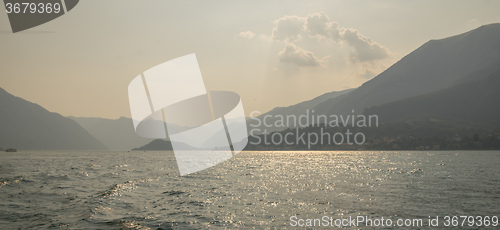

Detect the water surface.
xmin=0 ymin=151 xmax=499 ymax=229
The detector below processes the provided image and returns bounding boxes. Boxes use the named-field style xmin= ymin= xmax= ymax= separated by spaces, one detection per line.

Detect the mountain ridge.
xmin=0 ymin=87 xmax=108 ymax=150
xmin=363 ymin=64 xmax=500 ymax=123
xmin=247 ymin=88 xmax=354 ymax=134
xmin=313 ymin=23 xmax=500 ymax=117
xmin=69 ymin=116 xmax=152 ymax=151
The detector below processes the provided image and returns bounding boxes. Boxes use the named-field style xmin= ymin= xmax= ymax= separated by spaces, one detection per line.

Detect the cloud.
xmin=236 ymin=31 xmax=256 ymax=40
xmin=341 ymin=28 xmax=391 ymax=62
xmin=271 ymin=15 xmax=306 ymax=43
xmin=304 ymin=12 xmax=391 ymax=62
xmin=304 ymin=12 xmax=341 ymax=42
xmin=278 ymin=43 xmax=327 ymax=66
xmin=356 ymin=68 xmax=377 ymax=79
xmin=354 ymin=64 xmax=387 ymax=79
xmin=240 ymin=12 xmax=392 ymax=66
xmin=258 ymin=34 xmax=270 ymax=42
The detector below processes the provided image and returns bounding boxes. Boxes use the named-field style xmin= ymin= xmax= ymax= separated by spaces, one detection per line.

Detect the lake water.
xmin=0 ymin=151 xmax=499 ymax=229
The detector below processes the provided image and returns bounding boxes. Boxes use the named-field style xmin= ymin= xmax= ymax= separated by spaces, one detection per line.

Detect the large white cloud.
xmin=341 ymin=28 xmax=390 ymax=62
xmin=304 ymin=12 xmax=341 ymax=42
xmin=278 ymin=43 xmax=325 ymax=66
xmin=238 ymin=12 xmax=392 ymax=66
xmin=304 ymin=12 xmax=391 ymax=62
xmin=271 ymin=15 xmax=306 ymax=43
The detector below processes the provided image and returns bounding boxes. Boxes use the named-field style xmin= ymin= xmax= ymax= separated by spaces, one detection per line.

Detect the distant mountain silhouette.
xmin=364 ymin=64 xmax=500 ymax=123
xmin=0 ymin=87 xmax=108 ymax=150
xmin=69 ymin=116 xmax=152 ymax=151
xmin=248 ymin=88 xmax=354 ymax=134
xmin=244 ymin=24 xmax=500 ymax=151
xmin=314 ymin=23 xmax=500 ymax=116
xmin=69 ymin=116 xmax=190 ymax=151
xmin=132 ymin=139 xmax=197 ymax=151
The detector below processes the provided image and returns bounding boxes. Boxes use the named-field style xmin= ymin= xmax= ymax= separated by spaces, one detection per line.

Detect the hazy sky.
xmin=1 ymin=0 xmax=499 ymax=119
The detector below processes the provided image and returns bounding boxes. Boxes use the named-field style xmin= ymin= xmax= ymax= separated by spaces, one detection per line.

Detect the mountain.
xmin=0 ymin=87 xmax=108 ymax=150
xmin=364 ymin=63 xmax=500 ymax=123
xmin=69 ymin=116 xmax=152 ymax=151
xmin=314 ymin=23 xmax=500 ymax=116
xmin=69 ymin=116 xmax=191 ymax=151
xmin=244 ymin=24 xmax=500 ymax=151
xmin=76 ymin=88 xmax=354 ymax=150
xmin=260 ymin=88 xmax=355 ymax=118
xmin=131 ymin=139 xmax=197 ymax=151
xmin=247 ymin=88 xmax=354 ymax=133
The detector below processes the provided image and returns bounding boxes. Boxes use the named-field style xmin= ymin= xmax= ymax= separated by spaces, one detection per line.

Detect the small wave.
xmin=113 ymin=164 xmax=128 ymax=168
xmin=410 ymin=168 xmax=423 ymax=174
xmin=98 ymin=181 xmax=138 ymax=197
xmin=77 ymin=171 xmax=89 ymax=177
xmin=162 ymin=190 xmax=186 ymax=196
xmin=104 ymin=219 xmax=151 ymax=230
xmin=0 ymin=175 xmax=34 ymax=187
xmin=36 ymin=172 xmax=71 ymax=181
xmin=99 ymin=184 xmax=120 ymax=197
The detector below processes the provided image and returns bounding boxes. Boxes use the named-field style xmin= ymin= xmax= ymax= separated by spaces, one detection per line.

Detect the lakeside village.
xmin=243 ymin=110 xmax=500 ymax=151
